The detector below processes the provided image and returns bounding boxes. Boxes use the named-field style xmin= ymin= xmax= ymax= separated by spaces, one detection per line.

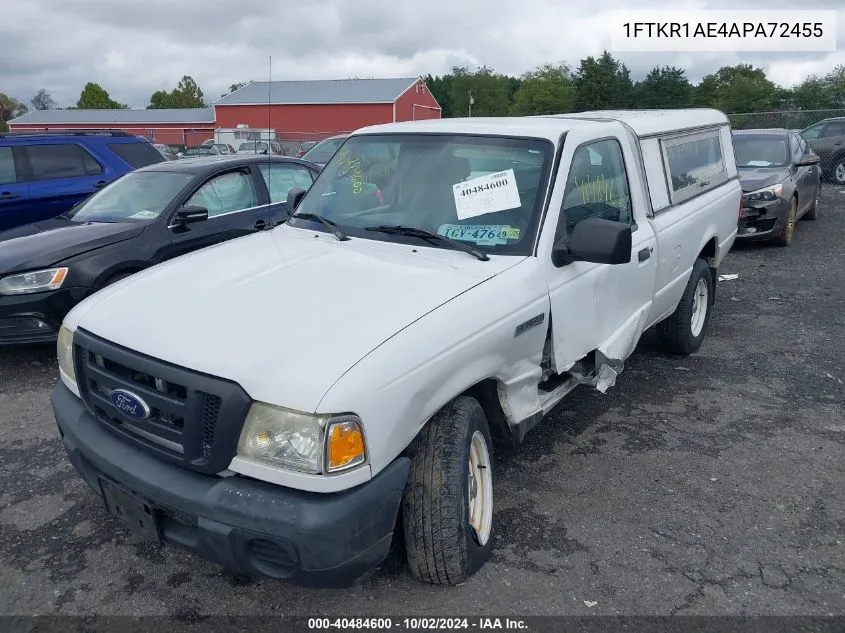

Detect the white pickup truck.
xmin=52 ymin=109 xmax=740 ymax=587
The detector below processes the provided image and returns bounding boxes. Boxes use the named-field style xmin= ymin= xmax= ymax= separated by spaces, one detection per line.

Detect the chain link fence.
xmin=727 ymin=109 xmax=845 ymax=131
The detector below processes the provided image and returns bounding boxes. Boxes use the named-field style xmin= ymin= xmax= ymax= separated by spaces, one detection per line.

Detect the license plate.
xmin=99 ymin=478 xmax=161 ymax=542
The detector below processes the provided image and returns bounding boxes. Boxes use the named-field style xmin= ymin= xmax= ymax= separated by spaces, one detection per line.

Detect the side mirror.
xmin=173 ymin=205 xmax=208 ymax=226
xmin=796 ymin=153 xmax=820 ymax=167
xmin=552 ymin=218 xmax=632 ymax=267
xmin=286 ymin=187 xmax=307 ymax=214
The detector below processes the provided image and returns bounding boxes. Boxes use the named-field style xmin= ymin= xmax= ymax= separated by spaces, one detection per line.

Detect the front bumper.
xmin=0 ymin=286 xmax=89 ymax=346
xmin=736 ymin=197 xmax=790 ymax=241
xmin=52 ymin=382 xmax=410 ymax=587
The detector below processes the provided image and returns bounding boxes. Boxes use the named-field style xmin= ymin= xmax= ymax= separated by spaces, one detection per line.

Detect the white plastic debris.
xmin=718 ymin=274 xmax=739 ymax=281
xmin=584 ymin=600 xmax=598 ymax=608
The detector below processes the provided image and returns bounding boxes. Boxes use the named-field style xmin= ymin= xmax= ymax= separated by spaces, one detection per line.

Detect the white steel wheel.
xmin=690 ymin=278 xmax=709 ymax=338
xmin=468 ymin=430 xmax=493 ymax=547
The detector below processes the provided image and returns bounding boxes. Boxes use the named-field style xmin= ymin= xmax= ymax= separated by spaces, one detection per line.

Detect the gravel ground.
xmin=0 ymin=186 xmax=843 ymax=619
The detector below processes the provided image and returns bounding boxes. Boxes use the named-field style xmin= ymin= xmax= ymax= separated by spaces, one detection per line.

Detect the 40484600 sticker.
xmin=452 ymin=169 xmax=522 ymax=220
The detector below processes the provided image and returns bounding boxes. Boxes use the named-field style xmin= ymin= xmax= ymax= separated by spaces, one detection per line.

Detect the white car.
xmin=52 ymin=110 xmax=740 ymax=587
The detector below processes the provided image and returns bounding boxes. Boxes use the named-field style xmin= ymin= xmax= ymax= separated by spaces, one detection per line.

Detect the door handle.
xmin=93 ymin=180 xmax=108 ymax=189
xmin=254 ymin=219 xmax=268 ymax=230
xmin=638 ymin=247 xmax=652 ymax=262
xmin=0 ymin=192 xmax=19 ymax=200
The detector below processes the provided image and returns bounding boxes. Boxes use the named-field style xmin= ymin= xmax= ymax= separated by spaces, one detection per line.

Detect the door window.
xmin=257 ymin=164 xmax=314 ymax=203
xmin=791 ymin=134 xmax=804 ymax=164
xmin=559 ymin=138 xmax=632 ymax=237
xmin=185 ymin=170 xmax=258 ymax=217
xmin=25 ymin=144 xmax=103 ymax=180
xmin=0 ymin=147 xmax=16 ymax=185
xmin=822 ymin=121 xmax=845 ymax=138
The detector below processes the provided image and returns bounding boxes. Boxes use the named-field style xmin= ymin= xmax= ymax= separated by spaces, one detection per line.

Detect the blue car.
xmin=0 ymin=130 xmax=166 ymax=232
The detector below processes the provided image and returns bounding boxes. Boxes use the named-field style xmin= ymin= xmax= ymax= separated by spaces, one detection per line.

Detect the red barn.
xmin=213 ymin=76 xmax=441 ymax=144
xmin=7 ymin=108 xmax=214 ymax=146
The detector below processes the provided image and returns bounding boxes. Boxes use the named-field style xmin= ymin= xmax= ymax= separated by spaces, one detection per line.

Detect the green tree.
xmin=30 ymin=88 xmax=56 ymax=110
xmin=574 ymin=51 xmax=634 ymax=111
xmin=822 ymin=64 xmax=845 ymax=108
xmin=221 ymin=81 xmax=248 ymax=97
xmin=693 ymin=64 xmax=775 ymax=113
xmin=449 ymin=66 xmax=511 ymax=117
xmin=0 ymin=94 xmax=28 ymax=131
xmin=76 ymin=82 xmax=126 ymax=109
xmin=149 ymin=75 xmax=206 ymax=108
xmin=510 ymin=63 xmax=576 ymax=115
xmin=633 ymin=66 xmax=693 ymax=108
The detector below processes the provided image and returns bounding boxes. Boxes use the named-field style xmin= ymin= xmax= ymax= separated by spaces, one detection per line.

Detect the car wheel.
xmin=656 ymin=258 xmax=713 ymax=356
xmin=803 ymin=183 xmax=820 ymax=221
xmin=402 ymin=396 xmax=494 ymax=585
xmin=772 ymin=196 xmax=797 ymax=246
xmin=834 ymin=158 xmax=845 ymax=186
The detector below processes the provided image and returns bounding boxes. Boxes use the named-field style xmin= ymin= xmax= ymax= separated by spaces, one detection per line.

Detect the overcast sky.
xmin=2 ymin=0 xmax=843 ymax=109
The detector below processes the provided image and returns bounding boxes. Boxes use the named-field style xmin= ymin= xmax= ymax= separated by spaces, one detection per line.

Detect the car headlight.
xmin=57 ymin=325 xmax=79 ymax=397
xmin=236 ymin=403 xmax=366 ymax=474
xmin=0 ymin=267 xmax=68 ymax=295
xmin=744 ymin=183 xmax=784 ymax=202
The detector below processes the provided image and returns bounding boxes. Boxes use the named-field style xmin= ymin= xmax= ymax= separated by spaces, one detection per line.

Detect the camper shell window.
xmin=660 ymin=129 xmax=727 ymax=204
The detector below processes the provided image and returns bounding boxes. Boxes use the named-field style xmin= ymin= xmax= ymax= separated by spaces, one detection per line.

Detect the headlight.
xmin=744 ymin=183 xmax=784 ymax=202
xmin=57 ymin=325 xmax=79 ymax=396
xmin=236 ymin=403 xmax=366 ymax=474
xmin=0 ymin=267 xmax=68 ymax=295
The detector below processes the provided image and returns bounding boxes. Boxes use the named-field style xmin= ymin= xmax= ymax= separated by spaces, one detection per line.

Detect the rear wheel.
xmin=834 ymin=158 xmax=845 ymax=186
xmin=402 ymin=396 xmax=494 ymax=585
xmin=656 ymin=258 xmax=713 ymax=356
xmin=772 ymin=197 xmax=797 ymax=246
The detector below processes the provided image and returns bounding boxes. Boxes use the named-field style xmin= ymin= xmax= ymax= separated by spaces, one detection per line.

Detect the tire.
xmin=803 ymin=183 xmax=820 ymax=221
xmin=402 ymin=396 xmax=494 ymax=585
xmin=772 ymin=196 xmax=797 ymax=247
xmin=833 ymin=157 xmax=845 ymax=186
xmin=656 ymin=258 xmax=714 ymax=356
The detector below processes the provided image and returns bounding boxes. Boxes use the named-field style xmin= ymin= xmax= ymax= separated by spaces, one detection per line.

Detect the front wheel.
xmin=772 ymin=197 xmax=797 ymax=247
xmin=656 ymin=258 xmax=713 ymax=356
xmin=402 ymin=396 xmax=494 ymax=585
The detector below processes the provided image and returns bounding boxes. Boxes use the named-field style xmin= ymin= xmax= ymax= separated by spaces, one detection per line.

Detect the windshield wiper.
xmin=364 ymin=225 xmax=490 ymax=261
xmin=290 ymin=212 xmax=350 ymax=241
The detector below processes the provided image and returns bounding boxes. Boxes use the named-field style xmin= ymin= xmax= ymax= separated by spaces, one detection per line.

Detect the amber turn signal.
xmin=326 ymin=419 xmax=366 ymax=471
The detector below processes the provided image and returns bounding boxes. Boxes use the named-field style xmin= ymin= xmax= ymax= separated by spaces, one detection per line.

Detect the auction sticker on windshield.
xmin=438 ymin=224 xmax=520 ymax=246
xmin=453 ymin=169 xmax=522 ymax=220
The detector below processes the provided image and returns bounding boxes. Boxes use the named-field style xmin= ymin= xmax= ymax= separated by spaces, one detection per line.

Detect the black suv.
xmin=799 ymin=117 xmax=845 ymax=185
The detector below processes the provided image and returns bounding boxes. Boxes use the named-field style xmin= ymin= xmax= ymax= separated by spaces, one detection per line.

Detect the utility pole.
xmin=468 ymin=91 xmax=474 ymax=117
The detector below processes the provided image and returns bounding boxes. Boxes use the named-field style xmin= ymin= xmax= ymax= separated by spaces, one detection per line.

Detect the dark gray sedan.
xmin=734 ymin=129 xmax=821 ymax=246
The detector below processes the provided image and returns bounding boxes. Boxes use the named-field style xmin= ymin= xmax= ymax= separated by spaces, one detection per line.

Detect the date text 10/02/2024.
xmin=622 ymin=22 xmax=824 ymax=39
xmin=307 ymin=617 xmax=529 ymax=630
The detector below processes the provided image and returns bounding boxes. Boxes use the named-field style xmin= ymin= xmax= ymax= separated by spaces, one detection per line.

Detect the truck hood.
xmin=0 ymin=219 xmax=144 ymax=273
xmin=737 ymin=168 xmax=790 ymax=193
xmin=68 ymin=226 xmax=522 ymax=412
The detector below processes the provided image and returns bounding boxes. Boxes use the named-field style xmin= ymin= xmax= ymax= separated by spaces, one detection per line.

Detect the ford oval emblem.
xmin=110 ymin=389 xmax=151 ymax=420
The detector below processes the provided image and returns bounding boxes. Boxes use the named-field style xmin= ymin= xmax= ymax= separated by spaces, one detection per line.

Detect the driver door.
xmin=540 ymin=129 xmax=658 ymax=371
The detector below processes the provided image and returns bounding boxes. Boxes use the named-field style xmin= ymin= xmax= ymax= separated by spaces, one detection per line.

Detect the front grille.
xmin=73 ymin=328 xmax=251 ymax=474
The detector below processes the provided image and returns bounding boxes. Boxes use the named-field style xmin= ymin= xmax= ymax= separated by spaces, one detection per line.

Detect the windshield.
xmin=733 ymin=134 xmax=789 ymax=168
xmin=288 ymin=134 xmax=553 ymax=256
xmin=66 ymin=171 xmax=194 ymax=223
xmin=302 ymin=138 xmax=346 ymax=163
xmin=239 ymin=141 xmax=267 ymax=152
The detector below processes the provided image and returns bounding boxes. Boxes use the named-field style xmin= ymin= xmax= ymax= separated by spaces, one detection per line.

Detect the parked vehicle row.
xmin=799 ymin=116 xmax=845 ymax=185
xmin=48 ymin=109 xmax=743 ymax=588
xmin=0 ymin=155 xmax=320 ymax=345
